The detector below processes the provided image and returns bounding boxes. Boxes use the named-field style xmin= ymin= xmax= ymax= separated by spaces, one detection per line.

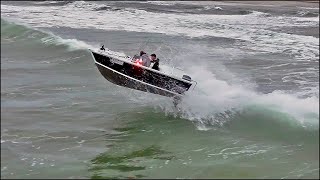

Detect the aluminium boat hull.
xmin=90 ymin=50 xmax=193 ymax=97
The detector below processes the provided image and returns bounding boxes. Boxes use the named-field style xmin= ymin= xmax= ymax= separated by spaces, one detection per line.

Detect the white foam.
xmin=1 ymin=2 xmax=318 ymax=128
xmin=40 ymin=35 xmax=96 ymax=51
xmin=146 ymin=1 xmax=177 ymax=6
xmin=157 ymin=65 xmax=319 ymax=128
xmin=3 ymin=16 xmax=100 ymax=52
xmin=1 ymin=2 xmax=318 ymax=60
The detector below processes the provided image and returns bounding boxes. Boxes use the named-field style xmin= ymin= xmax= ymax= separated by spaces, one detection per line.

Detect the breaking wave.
xmin=2 ymin=18 xmax=319 ymax=137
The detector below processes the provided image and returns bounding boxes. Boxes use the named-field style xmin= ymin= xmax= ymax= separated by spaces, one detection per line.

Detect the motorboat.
xmin=89 ymin=47 xmax=197 ymax=98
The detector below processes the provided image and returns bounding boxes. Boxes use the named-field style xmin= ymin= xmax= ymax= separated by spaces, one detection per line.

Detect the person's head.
xmin=150 ymin=54 xmax=156 ymax=61
xmin=140 ymin=51 xmax=146 ymax=56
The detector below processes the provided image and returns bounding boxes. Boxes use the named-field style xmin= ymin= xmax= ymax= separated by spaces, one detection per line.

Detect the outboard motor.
xmin=182 ymin=75 xmax=192 ymax=81
xmin=100 ymin=45 xmax=105 ymax=51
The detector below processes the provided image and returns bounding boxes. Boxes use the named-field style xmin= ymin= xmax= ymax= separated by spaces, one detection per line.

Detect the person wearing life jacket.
xmin=139 ymin=51 xmax=152 ymax=67
xmin=132 ymin=51 xmax=149 ymax=76
xmin=133 ymin=51 xmax=158 ymax=69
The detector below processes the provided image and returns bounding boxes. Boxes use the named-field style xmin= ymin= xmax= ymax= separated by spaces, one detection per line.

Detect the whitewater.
xmin=1 ymin=1 xmax=319 ymax=179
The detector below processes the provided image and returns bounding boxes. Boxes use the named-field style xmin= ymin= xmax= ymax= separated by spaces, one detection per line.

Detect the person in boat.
xmin=132 ymin=51 xmax=149 ymax=67
xmin=150 ymin=53 xmax=160 ymax=70
xmin=133 ymin=51 xmax=159 ymax=69
xmin=139 ymin=51 xmax=152 ymax=67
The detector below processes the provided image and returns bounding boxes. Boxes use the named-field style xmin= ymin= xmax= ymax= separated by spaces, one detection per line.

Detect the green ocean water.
xmin=1 ymin=1 xmax=319 ymax=178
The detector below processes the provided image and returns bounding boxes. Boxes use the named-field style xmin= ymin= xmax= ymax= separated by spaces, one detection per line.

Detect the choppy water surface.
xmin=1 ymin=1 xmax=319 ymax=179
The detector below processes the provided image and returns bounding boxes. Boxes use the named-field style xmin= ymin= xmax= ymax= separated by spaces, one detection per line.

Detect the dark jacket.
xmin=151 ymin=58 xmax=159 ymax=70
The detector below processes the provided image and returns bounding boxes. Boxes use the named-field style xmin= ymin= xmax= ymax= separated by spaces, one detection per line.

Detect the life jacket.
xmin=132 ymin=57 xmax=143 ymax=76
xmin=134 ymin=58 xmax=143 ymax=66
